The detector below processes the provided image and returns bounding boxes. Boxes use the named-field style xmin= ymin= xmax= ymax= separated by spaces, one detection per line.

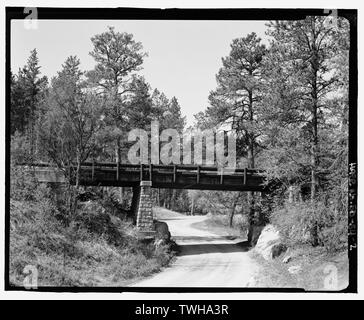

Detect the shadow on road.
xmin=177 ymin=240 xmax=250 ymax=256
xmin=157 ymin=217 xmax=187 ymax=221
xmin=172 ymin=235 xmax=238 ymax=241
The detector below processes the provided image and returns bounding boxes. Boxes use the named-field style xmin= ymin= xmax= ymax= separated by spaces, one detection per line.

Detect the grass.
xmin=249 ymin=245 xmax=349 ymax=291
xmin=9 ymin=199 xmax=176 ymax=288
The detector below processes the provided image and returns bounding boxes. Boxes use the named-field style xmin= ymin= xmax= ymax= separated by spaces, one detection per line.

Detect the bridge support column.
xmin=136 ymin=181 xmax=155 ymax=239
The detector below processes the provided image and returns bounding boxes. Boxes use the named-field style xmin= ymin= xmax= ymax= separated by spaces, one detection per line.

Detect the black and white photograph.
xmin=4 ymin=5 xmax=357 ymax=296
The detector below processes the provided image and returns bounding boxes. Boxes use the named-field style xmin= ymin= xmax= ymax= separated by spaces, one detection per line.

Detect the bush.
xmin=98 ymin=190 xmax=130 ymax=219
xmin=11 ymin=131 xmax=32 ymax=164
xmin=10 ymin=159 xmax=176 ymax=287
xmin=74 ymin=201 xmax=127 ymax=246
xmin=271 ymin=200 xmax=347 ymax=252
xmin=10 ymin=190 xmax=175 ymax=286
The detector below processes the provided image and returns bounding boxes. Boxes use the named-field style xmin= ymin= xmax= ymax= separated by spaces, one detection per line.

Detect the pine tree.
xmin=10 ymin=49 xmax=48 ymax=160
xmin=259 ymin=17 xmax=350 ymax=246
xmin=87 ymin=26 xmax=147 ymax=163
xmin=207 ymin=33 xmax=267 ymax=242
xmin=39 ymin=56 xmax=104 ymax=187
xmin=265 ymin=17 xmax=341 ymax=202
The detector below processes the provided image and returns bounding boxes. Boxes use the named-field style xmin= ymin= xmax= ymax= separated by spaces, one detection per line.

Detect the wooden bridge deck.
xmin=26 ymin=162 xmax=267 ymax=192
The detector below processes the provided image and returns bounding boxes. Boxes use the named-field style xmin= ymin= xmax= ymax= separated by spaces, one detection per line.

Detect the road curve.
xmin=131 ymin=211 xmax=261 ymax=288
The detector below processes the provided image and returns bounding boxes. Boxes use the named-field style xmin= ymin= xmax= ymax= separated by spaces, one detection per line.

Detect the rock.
xmin=282 ymin=248 xmax=292 ymax=263
xmin=247 ymin=224 xmax=265 ymax=246
xmin=154 ymin=238 xmax=165 ymax=248
xmin=272 ymin=243 xmax=287 ymax=259
xmin=153 ymin=220 xmax=171 ymax=241
xmin=282 ymin=255 xmax=292 ymax=264
xmin=288 ymin=265 xmax=302 ymax=274
xmin=255 ymin=224 xmax=287 ymax=260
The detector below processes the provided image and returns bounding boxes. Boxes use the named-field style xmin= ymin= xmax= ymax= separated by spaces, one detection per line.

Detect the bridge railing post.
xmin=92 ymin=160 xmax=95 ymax=181
xmin=116 ymin=160 xmax=120 ymax=181
xmin=149 ymin=163 xmax=153 ymax=182
xmin=173 ymin=165 xmax=177 ymax=183
xmin=140 ymin=163 xmax=144 ymax=181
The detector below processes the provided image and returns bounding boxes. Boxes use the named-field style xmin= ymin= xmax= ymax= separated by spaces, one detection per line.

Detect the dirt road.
xmin=131 ymin=211 xmax=261 ymax=287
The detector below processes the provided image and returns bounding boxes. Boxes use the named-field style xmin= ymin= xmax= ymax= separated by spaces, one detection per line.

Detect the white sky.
xmin=11 ymin=19 xmax=270 ymax=125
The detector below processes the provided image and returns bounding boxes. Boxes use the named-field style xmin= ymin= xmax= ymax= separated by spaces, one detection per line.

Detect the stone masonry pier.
xmin=135 ymin=181 xmax=155 ymax=238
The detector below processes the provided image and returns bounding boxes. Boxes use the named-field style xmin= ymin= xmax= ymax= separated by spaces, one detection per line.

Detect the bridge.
xmin=25 ymin=162 xmax=268 ymax=238
xmin=30 ymin=162 xmax=266 ymax=192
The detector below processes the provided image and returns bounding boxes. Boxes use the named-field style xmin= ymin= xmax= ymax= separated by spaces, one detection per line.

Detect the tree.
xmin=258 ymin=17 xmax=350 ymax=246
xmin=265 ymin=17 xmax=342 ymax=201
xmin=206 ymin=33 xmax=267 ymax=241
xmin=38 ymin=56 xmax=104 ymax=189
xmin=10 ymin=49 xmax=48 ymax=159
xmin=163 ymin=97 xmax=186 ymax=132
xmin=87 ymin=26 xmax=147 ymax=164
xmin=150 ymin=92 xmax=186 ymax=210
xmin=125 ymin=77 xmax=154 ymax=130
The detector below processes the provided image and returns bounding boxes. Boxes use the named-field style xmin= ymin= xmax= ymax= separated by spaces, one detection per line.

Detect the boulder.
xmin=154 ymin=238 xmax=165 ymax=248
xmin=153 ymin=220 xmax=171 ymax=242
xmin=247 ymin=224 xmax=265 ymax=246
xmin=282 ymin=255 xmax=292 ymax=264
xmin=272 ymin=243 xmax=287 ymax=259
xmin=255 ymin=224 xmax=287 ymax=260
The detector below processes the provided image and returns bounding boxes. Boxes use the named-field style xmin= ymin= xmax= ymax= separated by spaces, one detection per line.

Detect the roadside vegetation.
xmin=250 ymin=246 xmax=349 ymax=290
xmin=10 ymin=27 xmax=185 ymax=287
xmin=10 ymin=165 xmax=175 ymax=287
xmin=190 ymin=17 xmax=350 ymax=289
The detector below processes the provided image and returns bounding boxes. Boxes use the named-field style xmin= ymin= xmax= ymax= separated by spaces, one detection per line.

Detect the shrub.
xmin=271 ymin=200 xmax=347 ymax=252
xmin=10 ymin=131 xmax=32 ymax=164
xmin=98 ymin=190 xmax=130 ymax=219
xmin=9 ymin=161 xmax=176 ymax=287
xmin=74 ymin=201 xmax=127 ymax=246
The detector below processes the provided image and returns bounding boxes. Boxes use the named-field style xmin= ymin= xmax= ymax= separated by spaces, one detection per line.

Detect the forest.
xmin=10 ymin=17 xmax=350 ymax=286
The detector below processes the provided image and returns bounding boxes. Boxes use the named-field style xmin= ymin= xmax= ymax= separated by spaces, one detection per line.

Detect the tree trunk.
xmin=247 ymin=133 xmax=255 ymax=229
xmin=172 ymin=189 xmax=177 ymax=211
xmin=190 ymin=196 xmax=195 ymax=216
xmin=75 ymin=155 xmax=81 ymax=189
xmin=309 ymin=26 xmax=319 ymax=245
xmin=157 ymin=188 xmax=161 ymax=207
xmin=311 ymin=96 xmax=318 ymax=202
xmin=229 ymin=198 xmax=238 ymax=228
xmin=167 ymin=189 xmax=173 ymax=209
xmin=247 ymin=90 xmax=257 ymax=244
xmin=115 ymin=138 xmax=125 ymax=205
xmin=130 ymin=186 xmax=140 ymax=224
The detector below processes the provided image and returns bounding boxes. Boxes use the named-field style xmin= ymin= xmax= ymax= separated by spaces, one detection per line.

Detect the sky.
xmin=11 ymin=19 xmax=270 ymax=125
